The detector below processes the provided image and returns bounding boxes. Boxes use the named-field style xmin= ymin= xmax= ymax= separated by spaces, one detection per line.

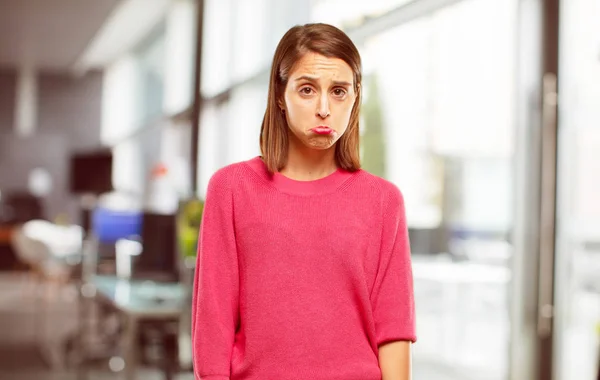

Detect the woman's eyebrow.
xmin=332 ymin=80 xmax=352 ymax=87
xmin=294 ymin=75 xmax=318 ymax=82
xmin=294 ymin=75 xmax=352 ymax=87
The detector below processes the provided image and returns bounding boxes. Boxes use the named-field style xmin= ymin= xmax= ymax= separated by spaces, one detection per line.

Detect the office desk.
xmin=79 ymin=275 xmax=186 ymax=380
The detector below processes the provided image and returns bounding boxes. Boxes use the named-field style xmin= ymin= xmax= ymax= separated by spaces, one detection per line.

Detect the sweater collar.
xmin=246 ymin=156 xmax=355 ymax=196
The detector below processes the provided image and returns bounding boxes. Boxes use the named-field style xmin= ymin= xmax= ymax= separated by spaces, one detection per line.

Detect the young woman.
xmin=192 ymin=23 xmax=416 ymax=380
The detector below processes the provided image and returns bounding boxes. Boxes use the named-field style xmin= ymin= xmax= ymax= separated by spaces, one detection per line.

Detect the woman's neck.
xmin=280 ymin=139 xmax=338 ymax=181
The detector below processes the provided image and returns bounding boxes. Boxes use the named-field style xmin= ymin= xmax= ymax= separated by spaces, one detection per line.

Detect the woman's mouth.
xmin=311 ymin=126 xmax=333 ymax=135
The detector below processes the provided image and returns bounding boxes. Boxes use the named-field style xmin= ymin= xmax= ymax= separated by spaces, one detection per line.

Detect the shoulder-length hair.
xmin=259 ymin=23 xmax=362 ymax=173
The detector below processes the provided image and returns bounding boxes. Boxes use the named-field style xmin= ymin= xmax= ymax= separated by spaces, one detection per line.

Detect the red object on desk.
xmin=0 ymin=226 xmax=14 ymax=244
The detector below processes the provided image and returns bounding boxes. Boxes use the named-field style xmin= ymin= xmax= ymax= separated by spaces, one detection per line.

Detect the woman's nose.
xmin=316 ymin=95 xmax=330 ymax=118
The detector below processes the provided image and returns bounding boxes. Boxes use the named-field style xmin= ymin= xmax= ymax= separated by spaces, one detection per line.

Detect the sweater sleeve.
xmin=191 ymin=168 xmax=239 ymax=379
xmin=371 ymin=184 xmax=417 ymax=346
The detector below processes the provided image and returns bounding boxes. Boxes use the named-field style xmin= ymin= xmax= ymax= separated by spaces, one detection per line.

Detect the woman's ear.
xmin=278 ymin=99 xmax=286 ymax=113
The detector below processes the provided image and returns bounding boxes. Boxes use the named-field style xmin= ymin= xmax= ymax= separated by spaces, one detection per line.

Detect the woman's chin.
xmin=304 ymin=136 xmax=338 ymax=150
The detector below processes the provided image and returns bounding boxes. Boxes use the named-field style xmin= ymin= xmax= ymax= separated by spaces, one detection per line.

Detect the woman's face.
xmin=281 ymin=52 xmax=357 ymax=151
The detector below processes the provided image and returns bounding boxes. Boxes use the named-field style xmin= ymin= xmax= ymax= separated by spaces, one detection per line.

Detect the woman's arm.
xmin=372 ymin=184 xmax=416 ymax=379
xmin=378 ymin=341 xmax=412 ymax=380
xmin=191 ymin=167 xmax=239 ymax=380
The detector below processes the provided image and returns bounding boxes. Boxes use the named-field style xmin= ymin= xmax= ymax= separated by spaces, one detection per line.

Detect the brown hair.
xmin=259 ymin=23 xmax=362 ymax=173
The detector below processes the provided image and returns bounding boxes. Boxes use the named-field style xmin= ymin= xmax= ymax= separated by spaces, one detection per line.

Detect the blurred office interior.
xmin=0 ymin=0 xmax=598 ymax=379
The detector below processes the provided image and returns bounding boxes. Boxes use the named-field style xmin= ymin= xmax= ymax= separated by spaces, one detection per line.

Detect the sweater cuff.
xmin=199 ymin=376 xmax=229 ymax=380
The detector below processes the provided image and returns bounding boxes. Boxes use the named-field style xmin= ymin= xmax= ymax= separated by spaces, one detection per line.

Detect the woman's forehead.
xmin=289 ymin=52 xmax=354 ymax=83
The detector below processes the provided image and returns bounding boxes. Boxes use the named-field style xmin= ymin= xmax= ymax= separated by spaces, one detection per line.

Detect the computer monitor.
xmin=133 ymin=212 xmax=179 ymax=282
xmin=69 ymin=150 xmax=113 ymax=195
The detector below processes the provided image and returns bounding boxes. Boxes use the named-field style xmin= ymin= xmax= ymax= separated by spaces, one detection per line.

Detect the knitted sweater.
xmin=192 ymin=156 xmax=416 ymax=380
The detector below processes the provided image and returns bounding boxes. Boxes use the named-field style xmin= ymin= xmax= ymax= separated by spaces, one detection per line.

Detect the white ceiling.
xmin=0 ymin=0 xmax=121 ymax=71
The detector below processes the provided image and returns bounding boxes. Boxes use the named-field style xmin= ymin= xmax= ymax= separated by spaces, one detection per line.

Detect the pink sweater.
xmin=192 ymin=156 xmax=416 ymax=380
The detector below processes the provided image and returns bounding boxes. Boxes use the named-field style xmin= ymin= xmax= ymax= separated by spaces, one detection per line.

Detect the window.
xmin=197 ymin=0 xmax=311 ymax=195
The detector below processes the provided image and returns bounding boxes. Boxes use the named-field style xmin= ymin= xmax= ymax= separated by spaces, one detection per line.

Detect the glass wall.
xmin=101 ymin=0 xmax=197 ymax=199
xmin=311 ymin=0 xmax=413 ymax=27
xmin=555 ymin=0 xmax=600 ymax=378
xmin=356 ymin=1 xmax=516 ymax=378
xmin=197 ymin=0 xmax=309 ymax=196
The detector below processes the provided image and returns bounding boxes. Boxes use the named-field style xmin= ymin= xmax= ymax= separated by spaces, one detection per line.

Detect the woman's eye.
xmin=300 ymin=87 xmax=313 ymax=95
xmin=333 ymin=88 xmax=347 ymax=97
